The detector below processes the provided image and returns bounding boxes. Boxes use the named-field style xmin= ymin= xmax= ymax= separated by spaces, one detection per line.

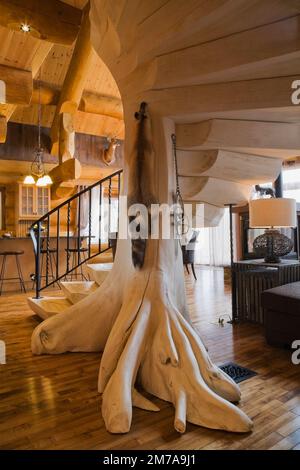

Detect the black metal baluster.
xmin=88 ymin=189 xmax=92 ymax=258
xmin=77 ymin=194 xmax=81 ymax=266
xmin=108 ymin=177 xmax=112 ymax=248
xmin=99 ymin=183 xmax=102 ymax=253
xmin=117 ymin=172 xmax=121 ymax=233
xmin=67 ymin=201 xmax=71 ymax=275
xmin=56 ymin=209 xmax=60 ymax=280
xmin=35 ymin=221 xmax=41 ymax=299
xmin=45 ymin=215 xmax=50 ymax=288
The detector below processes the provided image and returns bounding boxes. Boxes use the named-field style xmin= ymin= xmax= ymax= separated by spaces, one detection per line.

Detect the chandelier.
xmin=24 ymin=71 xmax=53 ymax=187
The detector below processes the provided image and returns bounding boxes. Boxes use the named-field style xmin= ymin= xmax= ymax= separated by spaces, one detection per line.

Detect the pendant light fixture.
xmin=23 ymin=70 xmax=53 ymax=187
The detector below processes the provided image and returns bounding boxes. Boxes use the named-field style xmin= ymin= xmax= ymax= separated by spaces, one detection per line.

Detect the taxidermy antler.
xmin=103 ymin=137 xmax=119 ymax=166
xmin=127 ymin=102 xmax=157 ymax=269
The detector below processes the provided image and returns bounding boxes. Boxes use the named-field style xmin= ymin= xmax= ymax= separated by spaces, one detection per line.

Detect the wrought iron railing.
xmin=30 ymin=169 xmax=123 ymax=298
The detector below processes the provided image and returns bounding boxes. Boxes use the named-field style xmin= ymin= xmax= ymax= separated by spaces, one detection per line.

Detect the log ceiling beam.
xmin=177 ymin=149 xmax=283 ymax=185
xmin=0 ymin=65 xmax=32 ymax=105
xmin=31 ymin=82 xmax=123 ymax=120
xmin=80 ymin=92 xmax=123 ymax=120
xmin=176 ymin=119 xmax=300 ymax=158
xmin=0 ymin=116 xmax=7 ymax=143
xmin=154 ymin=15 xmax=300 ymax=88
xmin=144 ymin=75 xmax=300 ymax=119
xmin=0 ymin=0 xmax=82 ymax=45
xmin=49 ymin=158 xmax=81 ymax=183
xmin=0 ymin=42 xmax=53 ymax=142
xmin=50 ymin=3 xmax=93 ymax=160
xmin=179 ymin=176 xmax=251 ymax=207
xmin=136 ymin=0 xmax=300 ymax=63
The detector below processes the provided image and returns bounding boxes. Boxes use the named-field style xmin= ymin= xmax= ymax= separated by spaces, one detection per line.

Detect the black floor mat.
xmin=219 ymin=362 xmax=257 ymax=383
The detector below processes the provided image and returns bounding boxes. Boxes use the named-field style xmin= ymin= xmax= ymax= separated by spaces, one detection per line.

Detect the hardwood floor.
xmin=0 ymin=266 xmax=299 ymax=450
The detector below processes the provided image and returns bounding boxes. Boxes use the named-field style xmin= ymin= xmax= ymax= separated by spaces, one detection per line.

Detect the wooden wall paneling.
xmin=0 ymin=123 xmax=124 ymax=168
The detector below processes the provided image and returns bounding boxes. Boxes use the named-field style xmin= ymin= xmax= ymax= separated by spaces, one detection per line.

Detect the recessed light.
xmin=20 ymin=23 xmax=31 ymax=33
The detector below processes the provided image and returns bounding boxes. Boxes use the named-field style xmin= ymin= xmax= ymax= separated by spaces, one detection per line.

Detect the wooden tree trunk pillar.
xmin=31 ymin=0 xmax=253 ymax=435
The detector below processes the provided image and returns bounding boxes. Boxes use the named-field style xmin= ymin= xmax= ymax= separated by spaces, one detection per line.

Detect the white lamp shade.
xmin=23 ymin=174 xmax=35 ymax=185
xmin=42 ymin=174 xmax=53 ymax=185
xmin=36 ymin=176 xmax=47 ymax=187
xmin=249 ymin=198 xmax=297 ymax=228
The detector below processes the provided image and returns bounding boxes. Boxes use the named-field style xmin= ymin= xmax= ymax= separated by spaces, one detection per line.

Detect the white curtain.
xmin=195 ymin=208 xmax=235 ymax=266
xmin=87 ymin=186 xmax=119 ymax=244
xmin=74 ymin=187 xmax=90 ymax=236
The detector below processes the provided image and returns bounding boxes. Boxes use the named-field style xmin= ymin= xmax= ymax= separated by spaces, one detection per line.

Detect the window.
xmin=283 ymin=167 xmax=300 ymax=202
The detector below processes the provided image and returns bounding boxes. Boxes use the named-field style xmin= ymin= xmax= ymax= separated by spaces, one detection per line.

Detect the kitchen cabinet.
xmin=18 ymin=184 xmax=50 ymax=219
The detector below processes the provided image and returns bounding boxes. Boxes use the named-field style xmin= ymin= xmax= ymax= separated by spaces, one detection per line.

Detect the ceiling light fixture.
xmin=24 ymin=69 xmax=53 ymax=187
xmin=20 ymin=23 xmax=31 ymax=33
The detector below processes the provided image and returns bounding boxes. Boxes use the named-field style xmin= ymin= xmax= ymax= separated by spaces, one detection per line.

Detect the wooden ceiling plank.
xmin=0 ymin=0 xmax=82 ymax=46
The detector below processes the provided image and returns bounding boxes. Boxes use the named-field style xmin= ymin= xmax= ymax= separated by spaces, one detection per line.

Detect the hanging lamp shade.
xmin=42 ymin=174 xmax=53 ymax=185
xmin=23 ymin=174 xmax=35 ymax=185
xmin=36 ymin=176 xmax=47 ymax=187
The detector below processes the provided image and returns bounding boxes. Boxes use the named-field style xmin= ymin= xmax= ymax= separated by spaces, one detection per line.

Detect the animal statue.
xmin=103 ymin=137 xmax=119 ymax=165
xmin=255 ymin=184 xmax=275 ymax=198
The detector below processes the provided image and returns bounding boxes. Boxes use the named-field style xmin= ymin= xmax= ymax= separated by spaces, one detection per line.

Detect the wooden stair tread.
xmin=87 ymin=251 xmax=114 ymax=264
xmin=60 ymin=281 xmax=98 ymax=304
xmin=86 ymin=263 xmax=113 ymax=285
xmin=28 ymin=296 xmax=72 ymax=320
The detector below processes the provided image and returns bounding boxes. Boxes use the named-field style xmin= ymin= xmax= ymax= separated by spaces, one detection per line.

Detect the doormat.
xmin=219 ymin=362 xmax=257 ymax=384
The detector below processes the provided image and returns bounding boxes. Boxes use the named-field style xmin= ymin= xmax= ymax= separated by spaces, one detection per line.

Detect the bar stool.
xmin=65 ymin=246 xmax=89 ymax=281
xmin=0 ymin=250 xmax=26 ymax=295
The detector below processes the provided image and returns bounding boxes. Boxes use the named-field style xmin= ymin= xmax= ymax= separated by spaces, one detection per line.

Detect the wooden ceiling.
xmin=0 ymin=0 xmax=123 ymax=140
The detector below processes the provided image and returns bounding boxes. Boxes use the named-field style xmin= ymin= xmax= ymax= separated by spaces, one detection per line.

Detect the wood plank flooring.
xmin=0 ymin=266 xmax=299 ymax=450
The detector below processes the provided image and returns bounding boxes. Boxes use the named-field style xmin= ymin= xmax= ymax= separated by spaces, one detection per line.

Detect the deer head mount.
xmin=103 ymin=137 xmax=120 ymax=166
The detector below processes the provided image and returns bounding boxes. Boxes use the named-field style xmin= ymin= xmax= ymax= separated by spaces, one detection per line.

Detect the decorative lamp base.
xmin=253 ymin=229 xmax=293 ymax=264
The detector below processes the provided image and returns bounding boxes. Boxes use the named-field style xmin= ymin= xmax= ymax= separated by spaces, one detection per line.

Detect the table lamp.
xmin=249 ymin=198 xmax=297 ymax=263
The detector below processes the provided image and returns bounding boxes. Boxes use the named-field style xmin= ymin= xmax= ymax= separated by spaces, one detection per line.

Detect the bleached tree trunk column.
xmin=31 ymin=0 xmax=253 ymax=434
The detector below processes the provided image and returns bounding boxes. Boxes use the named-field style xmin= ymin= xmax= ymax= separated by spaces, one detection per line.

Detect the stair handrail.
xmin=29 ymin=169 xmax=123 ymax=298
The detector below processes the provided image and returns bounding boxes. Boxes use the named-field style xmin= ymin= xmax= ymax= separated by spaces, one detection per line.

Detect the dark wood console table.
xmin=232 ymin=259 xmax=300 ymax=324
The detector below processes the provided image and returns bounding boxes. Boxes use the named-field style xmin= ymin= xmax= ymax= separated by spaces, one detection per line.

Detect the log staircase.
xmin=28 ymin=0 xmax=300 ymax=318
